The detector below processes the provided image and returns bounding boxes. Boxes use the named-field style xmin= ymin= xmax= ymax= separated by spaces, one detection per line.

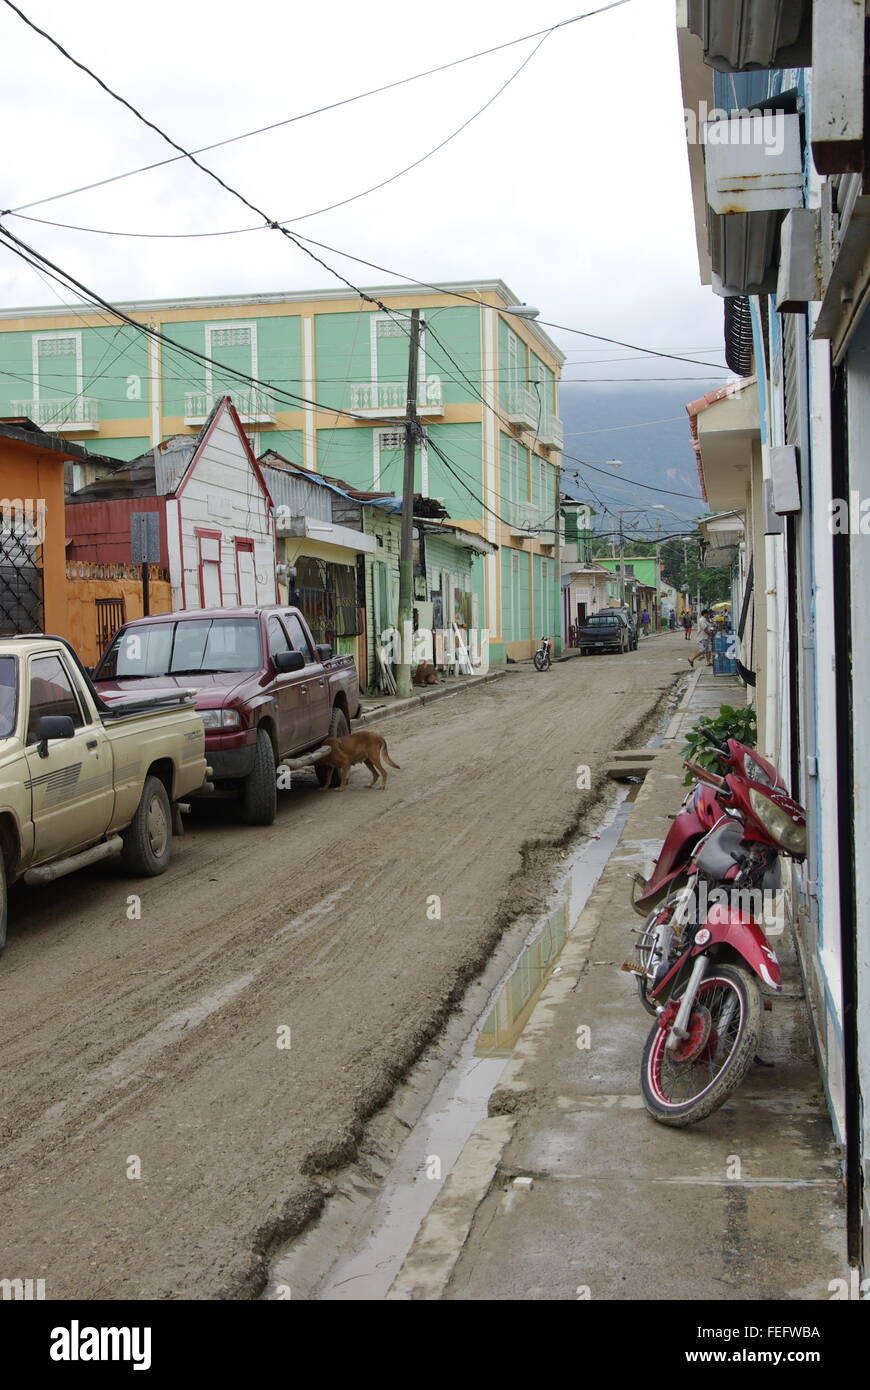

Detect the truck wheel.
xmin=240 ymin=729 xmax=277 ymax=826
xmin=316 ymin=707 xmax=350 ymax=789
xmin=121 ymin=774 xmax=172 ymax=877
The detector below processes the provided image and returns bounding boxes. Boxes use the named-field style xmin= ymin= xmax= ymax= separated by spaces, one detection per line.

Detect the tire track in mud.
xmin=0 ymin=643 xmax=687 ymax=1298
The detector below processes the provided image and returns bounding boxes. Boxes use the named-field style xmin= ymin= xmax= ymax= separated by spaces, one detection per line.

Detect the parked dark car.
xmin=94 ymin=606 xmax=362 ymax=825
xmin=597 ymin=606 xmax=638 ymax=650
xmin=578 ymin=611 xmax=632 ymax=655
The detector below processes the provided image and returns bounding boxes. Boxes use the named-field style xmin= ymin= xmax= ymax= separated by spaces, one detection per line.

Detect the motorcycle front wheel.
xmin=533 ymin=650 xmax=549 ymax=671
xmin=640 ymin=963 xmax=762 ymax=1127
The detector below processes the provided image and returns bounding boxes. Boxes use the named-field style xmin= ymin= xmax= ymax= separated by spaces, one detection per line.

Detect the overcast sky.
xmin=0 ymin=0 xmax=728 ymax=393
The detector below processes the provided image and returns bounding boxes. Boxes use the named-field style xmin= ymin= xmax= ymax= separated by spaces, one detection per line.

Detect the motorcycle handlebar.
xmin=684 ymin=759 xmax=726 ymax=789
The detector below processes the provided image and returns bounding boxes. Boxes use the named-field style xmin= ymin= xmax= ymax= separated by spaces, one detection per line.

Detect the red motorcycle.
xmin=624 ymin=733 xmax=806 ymax=1126
xmin=631 ymin=733 xmax=786 ymax=917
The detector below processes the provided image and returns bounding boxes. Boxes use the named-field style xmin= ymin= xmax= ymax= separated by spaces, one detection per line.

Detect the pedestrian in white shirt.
xmin=688 ymin=611 xmax=714 ymax=668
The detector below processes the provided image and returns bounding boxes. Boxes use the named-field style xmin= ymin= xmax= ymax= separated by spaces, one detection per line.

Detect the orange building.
xmin=0 ymin=418 xmax=99 ymax=637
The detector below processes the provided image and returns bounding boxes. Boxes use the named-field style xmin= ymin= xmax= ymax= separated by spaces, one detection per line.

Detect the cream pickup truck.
xmin=0 ymin=634 xmax=207 ymax=951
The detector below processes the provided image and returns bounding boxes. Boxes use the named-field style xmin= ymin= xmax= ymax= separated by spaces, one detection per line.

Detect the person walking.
xmin=668 ymin=611 xmax=677 ymax=631
xmin=640 ymin=609 xmax=651 ymax=638
xmin=688 ymin=610 xmax=714 ymax=668
xmin=681 ymin=611 xmax=693 ymax=641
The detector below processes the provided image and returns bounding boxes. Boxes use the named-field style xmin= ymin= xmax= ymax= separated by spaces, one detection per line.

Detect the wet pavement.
xmin=389 ymin=669 xmax=847 ymax=1301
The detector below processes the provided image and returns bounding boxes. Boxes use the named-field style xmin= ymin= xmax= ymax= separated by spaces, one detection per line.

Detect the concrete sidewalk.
xmin=389 ymin=670 xmax=846 ymax=1300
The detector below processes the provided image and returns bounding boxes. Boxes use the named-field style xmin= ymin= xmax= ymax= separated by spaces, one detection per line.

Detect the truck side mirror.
xmin=36 ymin=714 xmax=75 ymax=758
xmin=315 ymin=643 xmax=333 ymax=662
xmin=273 ymin=650 xmax=305 ymax=673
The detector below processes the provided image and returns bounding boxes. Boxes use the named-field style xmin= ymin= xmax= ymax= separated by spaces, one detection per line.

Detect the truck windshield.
xmin=96 ymin=619 xmax=263 ymax=679
xmin=0 ymin=655 xmax=17 ymax=737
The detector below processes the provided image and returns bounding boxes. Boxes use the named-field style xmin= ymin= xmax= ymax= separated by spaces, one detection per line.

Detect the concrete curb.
xmin=356 ymin=669 xmax=507 ymax=724
xmin=386 ymin=672 xmax=699 ymax=1299
xmin=387 ymin=1117 xmax=515 ymax=1300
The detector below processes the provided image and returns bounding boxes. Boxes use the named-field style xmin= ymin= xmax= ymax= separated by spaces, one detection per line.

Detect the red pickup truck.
xmin=94 ymin=606 xmax=361 ymax=825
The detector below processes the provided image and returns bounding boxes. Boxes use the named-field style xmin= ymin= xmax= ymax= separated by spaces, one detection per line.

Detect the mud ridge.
xmin=230 ymin=675 xmax=683 ymax=1299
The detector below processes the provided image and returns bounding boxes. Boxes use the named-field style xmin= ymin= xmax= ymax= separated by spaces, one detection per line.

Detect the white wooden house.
xmin=67 ymin=396 xmax=278 ymax=611
xmin=164 ymin=398 xmax=276 ymax=609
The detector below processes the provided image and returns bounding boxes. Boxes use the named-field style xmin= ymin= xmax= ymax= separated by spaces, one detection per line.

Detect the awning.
xmin=274 ymin=514 xmax=376 ymax=554
xmin=686 ymin=0 xmax=811 ymax=72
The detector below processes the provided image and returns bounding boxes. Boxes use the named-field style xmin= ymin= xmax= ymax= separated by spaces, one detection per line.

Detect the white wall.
xmin=175 ymin=408 xmax=276 ymax=609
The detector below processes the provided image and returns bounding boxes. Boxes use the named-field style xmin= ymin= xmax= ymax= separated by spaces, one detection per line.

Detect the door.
xmin=373 ymin=313 xmax=423 ymax=409
xmin=34 ymin=331 xmax=81 ymax=427
xmin=284 ymin=611 xmax=330 ymax=742
xmin=24 ymin=652 xmax=114 ymax=861
xmin=267 ymin=615 xmax=310 ymax=755
xmin=196 ymin=529 xmax=223 ymax=608
xmin=235 ymin=539 xmax=257 ymax=605
xmin=206 ymin=322 xmax=256 ymax=411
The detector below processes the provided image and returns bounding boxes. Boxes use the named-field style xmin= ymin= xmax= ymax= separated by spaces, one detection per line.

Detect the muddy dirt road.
xmin=0 ymin=637 xmax=687 ymax=1298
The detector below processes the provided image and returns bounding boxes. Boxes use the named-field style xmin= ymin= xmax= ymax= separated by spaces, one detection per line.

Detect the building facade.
xmin=677 ymin=0 xmax=870 ymax=1269
xmin=0 ymin=279 xmax=565 ymax=660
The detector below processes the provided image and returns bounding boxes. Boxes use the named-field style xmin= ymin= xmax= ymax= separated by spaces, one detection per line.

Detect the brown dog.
xmin=317 ymin=731 xmax=401 ymax=791
xmin=412 ymin=661 xmax=439 ymax=686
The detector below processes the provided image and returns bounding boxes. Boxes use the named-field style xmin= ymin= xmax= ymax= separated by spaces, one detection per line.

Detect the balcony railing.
xmin=11 ymin=397 xmax=99 ymax=431
xmin=539 ymin=414 xmax=565 ymax=451
xmin=184 ymin=389 xmax=276 ymax=425
xmin=508 ymin=498 xmax=539 ymax=535
xmin=349 ymin=376 xmax=443 ymax=416
xmin=504 ymin=386 xmax=539 ymax=432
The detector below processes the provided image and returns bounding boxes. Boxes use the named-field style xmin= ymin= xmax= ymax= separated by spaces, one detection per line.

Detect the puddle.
xmin=282 ymin=794 xmax=632 ymax=1301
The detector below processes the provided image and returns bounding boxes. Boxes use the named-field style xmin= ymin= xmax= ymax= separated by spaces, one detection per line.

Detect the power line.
xmin=3 ymin=204 xmax=732 ymax=373
xmin=0 ymin=225 xmax=405 ymax=427
xmin=9 ymin=26 xmax=558 ymax=238
xmin=3 ymin=2 xmax=631 ymax=216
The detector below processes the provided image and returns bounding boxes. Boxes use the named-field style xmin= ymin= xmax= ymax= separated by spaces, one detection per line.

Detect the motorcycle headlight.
xmin=748 ymin=788 xmax=807 ymax=855
xmin=742 ymin=752 xmax=773 ymax=788
xmin=199 ymin=708 xmax=242 ymax=730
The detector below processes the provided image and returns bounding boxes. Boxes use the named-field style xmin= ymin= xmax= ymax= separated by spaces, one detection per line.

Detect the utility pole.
xmin=396 ymin=308 xmax=421 ymax=699
xmin=618 ymin=513 xmax=626 ymax=607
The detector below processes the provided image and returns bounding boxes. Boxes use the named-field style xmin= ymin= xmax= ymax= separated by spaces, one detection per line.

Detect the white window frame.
xmin=373 ymin=427 xmax=428 ymax=492
xmin=507 ymin=331 xmax=520 ymax=395
xmin=507 ymin=437 xmax=520 ymax=518
xmin=205 ymin=321 xmax=258 ymax=398
xmin=32 ymin=331 xmax=83 ymax=402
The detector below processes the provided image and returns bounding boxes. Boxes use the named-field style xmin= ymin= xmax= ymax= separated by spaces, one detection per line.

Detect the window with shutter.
xmin=34 ymin=333 xmax=81 ymax=403
xmin=206 ymin=322 xmax=257 ymax=405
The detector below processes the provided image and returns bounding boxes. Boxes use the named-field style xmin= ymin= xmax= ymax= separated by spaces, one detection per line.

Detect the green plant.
xmin=681 ymin=704 xmax=757 ymax=785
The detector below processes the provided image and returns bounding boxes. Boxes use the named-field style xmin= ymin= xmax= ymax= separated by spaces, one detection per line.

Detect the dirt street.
xmin=0 ymin=637 xmax=687 ymax=1298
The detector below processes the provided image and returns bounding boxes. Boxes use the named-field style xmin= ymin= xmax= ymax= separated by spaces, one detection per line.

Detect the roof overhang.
xmin=275 ymin=515 xmax=376 ymax=554
xmin=419 ymin=521 xmax=497 ymax=555
xmin=687 ymin=378 xmax=759 ymax=510
xmin=699 ymin=509 xmax=746 ymax=565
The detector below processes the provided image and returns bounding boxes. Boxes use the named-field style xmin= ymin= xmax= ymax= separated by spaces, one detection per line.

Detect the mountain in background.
xmin=557 ymin=380 xmax=717 ymax=539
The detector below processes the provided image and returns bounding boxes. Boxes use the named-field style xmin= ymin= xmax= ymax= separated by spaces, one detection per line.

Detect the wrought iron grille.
xmin=95 ymin=596 xmax=126 ymax=655
xmin=295 ymin=558 xmax=360 ymax=645
xmin=0 ymin=527 xmax=43 ymax=634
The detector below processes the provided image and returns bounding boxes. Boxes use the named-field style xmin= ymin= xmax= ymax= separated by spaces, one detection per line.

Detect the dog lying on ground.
xmin=317 ymin=731 xmax=401 ymax=791
xmin=412 ymin=661 xmax=439 ymax=686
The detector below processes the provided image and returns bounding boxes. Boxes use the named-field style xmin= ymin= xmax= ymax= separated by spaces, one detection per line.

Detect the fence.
xmin=65 ymin=563 xmax=172 ymax=666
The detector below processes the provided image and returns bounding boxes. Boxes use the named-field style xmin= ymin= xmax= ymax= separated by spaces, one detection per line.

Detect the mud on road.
xmin=0 ymin=637 xmax=687 ymax=1298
